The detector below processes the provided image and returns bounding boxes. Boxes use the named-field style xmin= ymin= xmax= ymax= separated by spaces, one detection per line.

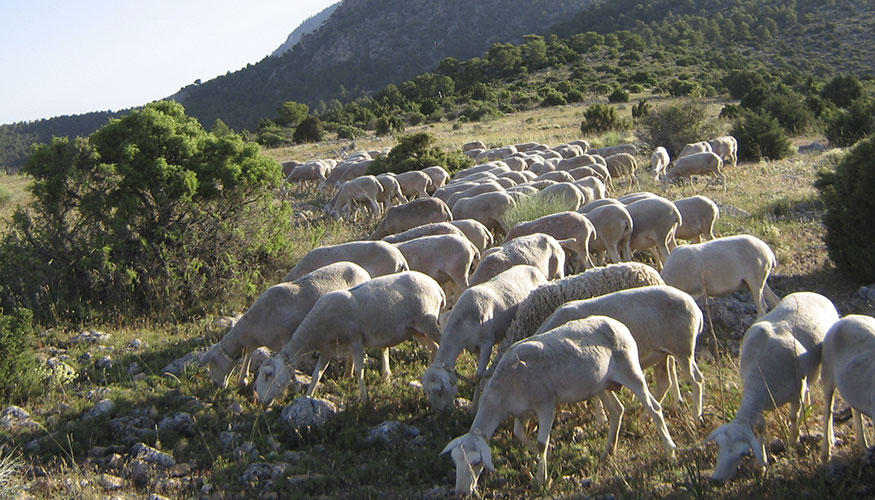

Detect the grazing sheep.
xmin=673 ymin=195 xmax=719 ymax=244
xmin=506 ymin=185 xmax=539 ymax=198
xmin=433 ymin=181 xmax=477 ymax=203
xmin=394 ymin=170 xmax=433 ymax=199
xmin=494 ymin=177 xmax=516 ymax=189
xmin=678 ymin=141 xmax=712 ymax=158
xmin=821 ymin=315 xmax=875 ymax=462
xmin=567 ymin=165 xmax=605 ymax=181
xmin=452 ymin=191 xmax=516 ymax=234
xmin=605 ymin=153 xmax=640 ymax=189
xmin=584 ymin=203 xmax=633 ymax=265
xmin=369 ymin=197 xmax=453 ymax=240
xmin=423 ymin=265 xmax=548 ymax=411
xmin=534 ymin=285 xmax=705 ymax=418
xmin=327 ymin=175 xmax=383 ymax=219
xmin=661 ymin=151 xmax=727 ymax=192
xmin=578 ymin=197 xmax=623 ymax=213
xmin=283 ymin=240 xmax=408 ymax=282
xmin=255 ymin=271 xmax=445 ymax=405
xmin=554 ymin=143 xmax=584 ymax=158
xmin=504 ymin=211 xmax=596 ymax=270
xmin=617 ymin=191 xmax=658 ymax=205
xmin=650 ymin=146 xmax=670 ymax=177
xmin=285 ymin=161 xmax=329 ymax=191
xmin=534 ymin=170 xmax=575 ymax=184
xmin=450 ymin=219 xmax=494 ymax=253
xmin=497 ymin=171 xmax=531 ymax=184
xmin=463 ymin=140 xmax=487 ymax=152
xmin=375 ymin=173 xmax=407 ymax=208
xmin=332 ymin=160 xmax=372 ymax=186
xmin=707 ymin=292 xmax=839 ymax=481
xmin=470 ymin=233 xmax=568 ymax=286
xmin=589 ymin=143 xmax=640 ymax=157
xmin=381 ymin=222 xmax=466 ymax=244
xmin=200 ymin=262 xmax=371 ymax=388
xmin=660 ymin=234 xmax=780 ymax=317
xmin=574 ymin=176 xmax=607 ymax=204
xmin=536 ymin=182 xmax=585 ymax=211
xmin=476 ymin=146 xmax=518 ymax=162
xmin=526 ymin=179 xmax=558 ymax=191
xmin=504 ymin=157 xmax=528 ymax=171
xmin=452 ymin=170 xmax=500 ymax=186
xmin=422 ymin=165 xmax=450 ymax=192
xmin=625 ymin=196 xmax=682 ymax=269
xmin=446 ymin=181 xmax=505 ymax=209
xmin=442 ymin=316 xmax=676 ymax=494
xmin=708 ymin=136 xmax=738 ymax=168
xmin=393 ymin=234 xmax=480 ymax=304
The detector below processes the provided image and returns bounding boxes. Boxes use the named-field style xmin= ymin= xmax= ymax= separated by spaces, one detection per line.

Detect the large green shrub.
xmin=730 ymin=111 xmax=793 ymax=161
xmin=368 ymin=132 xmax=473 ymax=176
xmin=0 ymin=308 xmax=42 ymax=403
xmin=580 ymin=103 xmax=624 ymax=134
xmin=636 ymin=100 xmax=721 ymax=157
xmin=0 ymin=101 xmax=295 ymax=324
xmin=825 ymin=97 xmax=875 ymax=147
xmin=816 ymin=136 xmax=875 ymax=283
xmin=293 ymin=116 xmax=325 ymax=143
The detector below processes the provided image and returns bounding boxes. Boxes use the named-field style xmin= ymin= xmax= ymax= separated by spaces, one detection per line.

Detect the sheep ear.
xmin=441 ymin=436 xmax=464 ymax=456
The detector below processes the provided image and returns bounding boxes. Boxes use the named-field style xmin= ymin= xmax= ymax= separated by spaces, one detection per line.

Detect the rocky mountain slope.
xmin=269 ymin=2 xmax=340 ymax=58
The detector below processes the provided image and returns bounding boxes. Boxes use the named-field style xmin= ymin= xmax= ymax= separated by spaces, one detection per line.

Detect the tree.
xmin=293 ymin=116 xmax=325 ymax=143
xmin=730 ymin=111 xmax=792 ymax=161
xmin=276 ymin=101 xmax=309 ymax=128
xmin=637 ymin=100 xmax=721 ymax=156
xmin=821 ymin=74 xmax=863 ymax=108
xmin=580 ymin=103 xmax=624 ymax=134
xmin=368 ymin=132 xmax=472 ymax=176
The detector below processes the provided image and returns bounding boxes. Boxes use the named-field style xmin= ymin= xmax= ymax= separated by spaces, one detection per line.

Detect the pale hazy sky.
xmin=0 ymin=1 xmax=339 ymax=125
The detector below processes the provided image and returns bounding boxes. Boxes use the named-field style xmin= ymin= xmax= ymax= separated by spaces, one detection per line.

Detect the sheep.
xmin=369 ymin=197 xmax=453 ymax=240
xmin=375 ymin=173 xmax=407 ymax=208
xmin=476 ymin=146 xmax=517 ymax=162
xmin=503 ymin=157 xmax=528 ymax=171
xmin=516 ymin=142 xmax=543 ymax=153
xmin=422 ymin=165 xmax=450 ymax=192
xmin=255 ymin=271 xmax=445 ymax=406
xmin=590 ymin=143 xmax=640 ymax=157
xmin=442 ymin=316 xmax=676 ymax=494
xmin=660 ymin=234 xmax=781 ymax=317
xmin=650 ymin=146 xmax=670 ymax=177
xmin=446 ymin=181 xmax=505 ymax=209
xmin=506 ymin=185 xmax=539 ymax=198
xmin=284 ymin=161 xmax=329 ymax=191
xmin=672 ymin=195 xmax=719 ymax=244
xmin=706 ymin=292 xmax=839 ymax=481
xmin=331 ymin=160 xmax=372 ymax=187
xmin=536 ymin=182 xmax=585 ymax=211
xmin=451 ymin=170 xmax=500 ymax=186
xmin=422 ymin=265 xmax=548 ymax=412
xmin=527 ymin=160 xmax=555 ymax=176
xmin=584 ymin=203 xmax=633 ymax=265
xmin=709 ymin=136 xmax=738 ymax=168
xmin=574 ymin=176 xmax=608 ymax=204
xmin=393 ymin=170 xmax=433 ymax=199
xmin=533 ymin=285 xmax=705 ymax=418
xmin=433 ymin=181 xmax=478 ymax=202
xmin=283 ymin=240 xmax=408 ymax=282
xmin=821 ymin=315 xmax=875 ymax=462
xmin=678 ymin=141 xmax=712 ymax=158
xmin=199 ymin=262 xmax=371 ymax=389
xmin=624 ymin=196 xmax=682 ymax=269
xmin=617 ymin=191 xmax=658 ymax=205
xmin=568 ymin=139 xmax=591 ymax=152
xmin=462 ymin=140 xmax=487 ymax=152
xmin=578 ymin=197 xmax=622 ymax=213
xmin=605 ymin=152 xmax=640 ymax=189
xmin=526 ymin=179 xmax=558 ymax=191
xmin=451 ymin=191 xmax=515 ymax=235
xmin=381 ymin=221 xmax=466 ymax=245
xmin=392 ymin=234 xmax=480 ymax=305
xmin=450 ymin=219 xmax=494 ymax=253
xmin=567 ymin=165 xmax=605 ymax=181
xmin=280 ymin=160 xmax=300 ymax=177
xmin=469 ymin=233 xmax=567 ymax=286
xmin=327 ymin=175 xmax=383 ymax=219
xmin=661 ymin=151 xmax=727 ymax=191
xmin=533 ymin=170 xmax=575 ymax=183
xmin=503 ymin=211 xmax=596 ymax=270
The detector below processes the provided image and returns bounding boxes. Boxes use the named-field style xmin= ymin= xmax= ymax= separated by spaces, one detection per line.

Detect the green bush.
xmin=730 ymin=111 xmax=793 ymax=161
xmin=608 ymin=88 xmax=630 ymax=103
xmin=293 ymin=116 xmax=325 ymax=143
xmin=565 ymin=89 xmax=585 ymax=103
xmin=337 ymin=125 xmax=365 ymax=140
xmin=580 ymin=103 xmax=624 ymax=134
xmin=375 ymin=115 xmax=405 ymax=136
xmin=825 ymin=97 xmax=875 ymax=147
xmin=631 ymin=99 xmax=650 ymax=119
xmin=541 ymin=89 xmax=567 ymax=107
xmin=821 ymin=74 xmax=863 ymax=108
xmin=0 ymin=101 xmax=295 ymax=324
xmin=0 ymin=308 xmax=42 ymax=402
xmin=368 ymin=132 xmax=473 ymax=176
xmin=637 ymin=100 xmax=721 ymax=157
xmin=816 ymin=136 xmax=875 ymax=283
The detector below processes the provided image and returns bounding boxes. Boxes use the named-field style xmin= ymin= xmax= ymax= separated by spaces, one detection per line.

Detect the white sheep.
xmin=462 ymin=140 xmax=486 ymax=152
xmin=661 ymin=151 xmax=727 ymax=192
xmin=650 ymin=146 xmax=670 ymax=177
xmin=199 ymin=262 xmax=371 ymax=388
xmin=451 ymin=191 xmax=515 ymax=235
xmin=433 ymin=180 xmax=477 ymax=202
xmin=497 ymin=171 xmax=531 ymax=185
xmin=469 ymin=233 xmax=566 ymax=286
xmin=381 ymin=222 xmax=466 ymax=245
xmin=369 ymin=197 xmax=453 ymax=240
xmin=394 ymin=170 xmax=433 ymax=199
xmin=660 ymin=234 xmax=780 ymax=317
xmin=589 ymin=143 xmax=640 ymax=157
xmin=375 ymin=173 xmax=407 ymax=208
xmin=441 ymin=316 xmax=676 ymax=494
xmin=421 ymin=165 xmax=450 ymax=192
xmin=678 ymin=141 xmax=712 ymax=158
xmin=446 ymin=181 xmax=505 ymax=209
xmin=450 ymin=219 xmax=494 ymax=253
xmin=821 ymin=315 xmax=875 ymax=462
xmin=422 ymin=265 xmax=548 ymax=411
xmin=583 ymin=203 xmax=633 ymax=265
xmin=624 ymin=196 xmax=682 ymax=270
xmin=392 ymin=234 xmax=480 ymax=305
xmin=574 ymin=176 xmax=607 ymax=204
xmin=327 ymin=175 xmax=383 ymax=219
xmin=503 ymin=211 xmax=596 ymax=270
xmin=533 ymin=170 xmax=575 ymax=183
xmin=283 ymin=240 xmax=408 ymax=282
xmin=605 ymin=152 xmax=640 ymax=189
xmin=706 ymin=292 xmax=839 ymax=481
xmin=284 ymin=161 xmax=329 ymax=191
xmin=533 ymin=285 xmax=705 ymax=418
xmin=536 ymin=182 xmax=585 ymax=211
xmin=255 ymin=271 xmax=445 ymax=405
xmin=673 ymin=195 xmax=719 ymax=244
xmin=578 ymin=197 xmax=622 ymax=213
xmin=708 ymin=136 xmax=738 ymax=168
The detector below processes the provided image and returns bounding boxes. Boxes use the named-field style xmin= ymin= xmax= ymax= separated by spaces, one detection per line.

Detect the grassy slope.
xmin=1 ymin=99 xmax=871 ymax=499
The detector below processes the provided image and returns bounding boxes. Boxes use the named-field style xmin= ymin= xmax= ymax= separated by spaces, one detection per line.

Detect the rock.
xmin=96 ymin=356 xmax=113 ymax=370
xmin=125 ymin=459 xmax=154 ymax=488
xmin=850 ymin=286 xmax=875 ymax=314
xmin=127 ymin=339 xmax=147 ymax=350
xmin=213 ymin=316 xmax=238 ymax=330
xmin=158 ymin=412 xmax=197 ymax=437
xmin=242 ymin=462 xmax=288 ymax=484
xmin=279 ymin=396 xmax=339 ymax=428
xmin=247 ymin=347 xmax=273 ymax=374
xmin=161 ymin=351 xmax=201 ymax=377
xmin=83 ymin=399 xmax=115 ymax=420
xmin=132 ymin=442 xmax=175 ymax=468
xmin=99 ymin=473 xmax=124 ymax=491
xmin=103 ymin=453 xmax=125 ymax=471
xmin=0 ymin=405 xmax=41 ymax=431
xmin=46 ymin=357 xmax=77 ymax=384
xmin=219 ymin=431 xmax=240 ymax=450
xmin=234 ymin=441 xmax=260 ymax=461
xmin=798 ymin=142 xmax=829 ymax=154
xmin=70 ymin=330 xmax=112 ymax=345
xmin=149 ymin=495 xmax=172 ymax=500
xmin=85 ymin=387 xmax=111 ymax=401
xmin=168 ymin=463 xmax=191 ymax=478
xmin=78 ymin=352 xmax=93 ymax=364
xmin=769 ymin=438 xmax=786 ymax=455
xmin=717 ymin=203 xmax=751 ymax=219
xmin=127 ymin=362 xmax=142 ymax=375
xmin=365 ymin=421 xmax=420 ymax=446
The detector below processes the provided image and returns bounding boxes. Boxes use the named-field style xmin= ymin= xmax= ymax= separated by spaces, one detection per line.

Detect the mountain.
xmin=270 ymin=2 xmax=340 ymax=58
xmin=168 ymin=0 xmax=594 ymax=130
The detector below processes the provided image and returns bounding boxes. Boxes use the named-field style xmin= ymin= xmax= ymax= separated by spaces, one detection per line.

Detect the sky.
xmin=0 ymin=0 xmax=339 ymax=125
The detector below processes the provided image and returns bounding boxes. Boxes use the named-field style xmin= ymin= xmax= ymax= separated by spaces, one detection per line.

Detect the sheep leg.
xmin=513 ymin=418 xmax=540 ymax=454
xmin=618 ymin=370 xmax=677 ymax=458
xmin=789 ymin=380 xmax=805 ymax=444
xmin=350 ymin=342 xmax=368 ymax=403
xmin=763 ymin=283 xmax=781 ymax=310
xmin=381 ymin=348 xmax=392 ymax=382
xmin=853 ymin=409 xmax=869 ymax=452
xmin=746 ymin=278 xmax=769 ymax=318
xmin=534 ymin=406 xmax=556 ymax=486
xmin=822 ymin=382 xmax=837 ymax=461
xmin=598 ymin=391 xmax=624 ymax=460
xmin=592 ymin=396 xmax=609 ymax=425
xmin=682 ymin=356 xmax=705 ymax=420
xmin=667 ymin=355 xmax=682 ymax=405
xmin=472 ymin=347 xmax=492 ymax=408
xmin=306 ymin=355 xmax=331 ymax=398
xmin=652 ymin=356 xmax=673 ymax=404
xmin=413 ymin=332 xmax=439 ymax=361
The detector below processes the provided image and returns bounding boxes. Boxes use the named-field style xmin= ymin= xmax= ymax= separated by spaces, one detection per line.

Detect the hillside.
xmin=269 ymin=2 xmax=340 ymax=58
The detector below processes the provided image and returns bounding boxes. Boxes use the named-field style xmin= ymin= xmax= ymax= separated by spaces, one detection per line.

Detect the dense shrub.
xmin=821 ymin=74 xmax=863 ymax=108
xmin=608 ymin=88 xmax=630 ymax=103
xmin=294 ymin=116 xmax=325 ymax=143
xmin=459 ymin=100 xmax=502 ymax=122
xmin=337 ymin=124 xmax=365 ymax=140
xmin=631 ymin=99 xmax=650 ymax=119
xmin=730 ymin=111 xmax=793 ymax=161
xmin=0 ymin=102 xmax=295 ymax=324
xmin=816 ymin=136 xmax=875 ymax=283
xmin=565 ymin=89 xmax=585 ymax=103
xmin=542 ymin=89 xmax=568 ymax=107
xmin=637 ymin=100 xmax=721 ymax=156
xmin=0 ymin=307 xmax=42 ymax=403
xmin=762 ymin=92 xmax=813 ymax=134
xmin=368 ymin=132 xmax=473 ymax=176
xmin=375 ymin=115 xmax=404 ymax=136
xmin=580 ymin=103 xmax=624 ymax=134
xmin=825 ymin=97 xmax=875 ymax=147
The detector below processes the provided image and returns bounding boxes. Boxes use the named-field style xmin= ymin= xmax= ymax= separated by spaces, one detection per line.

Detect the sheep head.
xmin=422 ymin=364 xmax=458 ymax=412
xmin=254 ymin=354 xmax=294 ymax=407
xmin=199 ymin=343 xmax=235 ymax=388
xmin=440 ymin=432 xmax=495 ymax=495
xmin=706 ymin=422 xmax=766 ymax=481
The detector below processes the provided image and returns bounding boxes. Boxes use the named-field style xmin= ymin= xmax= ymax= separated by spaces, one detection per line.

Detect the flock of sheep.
xmin=199 ymin=136 xmax=875 ymax=495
